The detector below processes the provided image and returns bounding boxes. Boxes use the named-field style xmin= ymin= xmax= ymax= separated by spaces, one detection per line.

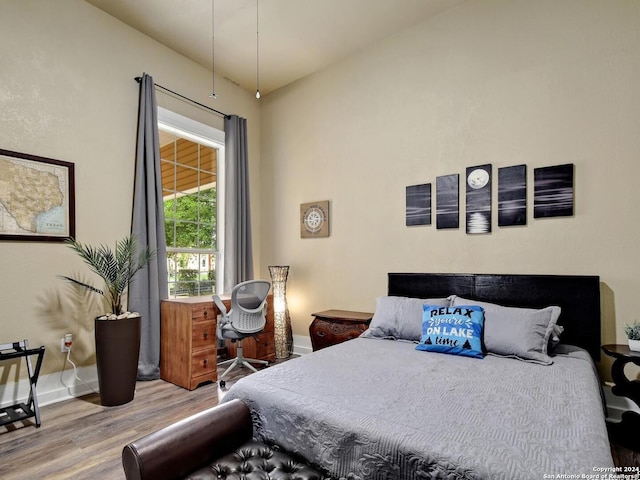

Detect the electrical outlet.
xmin=61 ymin=333 xmax=73 ymax=353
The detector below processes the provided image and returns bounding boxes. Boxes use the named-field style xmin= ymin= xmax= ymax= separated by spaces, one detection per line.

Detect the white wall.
xmin=0 ymin=0 xmax=260 ymax=396
xmin=259 ymin=0 xmax=640 ymax=380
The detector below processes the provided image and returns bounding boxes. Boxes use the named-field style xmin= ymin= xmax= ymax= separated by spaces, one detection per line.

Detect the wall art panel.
xmin=465 ymin=164 xmax=492 ymax=234
xmin=498 ymin=164 xmax=527 ymax=227
xmin=406 ymin=183 xmax=431 ymax=226
xmin=436 ymin=174 xmax=459 ymax=230
xmin=533 ymin=164 xmax=574 ymax=218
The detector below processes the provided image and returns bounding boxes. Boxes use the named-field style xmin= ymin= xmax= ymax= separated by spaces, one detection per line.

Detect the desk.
xmin=160 ymin=295 xmax=274 ymax=390
xmin=602 ymin=344 xmax=640 ymax=450
xmin=0 ymin=340 xmax=45 ymax=428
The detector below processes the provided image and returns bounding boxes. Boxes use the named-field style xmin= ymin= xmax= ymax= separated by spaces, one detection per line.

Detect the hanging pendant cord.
xmin=134 ymin=77 xmax=229 ymax=118
xmin=210 ymin=0 xmax=217 ymax=98
xmin=255 ymin=0 xmax=260 ymax=99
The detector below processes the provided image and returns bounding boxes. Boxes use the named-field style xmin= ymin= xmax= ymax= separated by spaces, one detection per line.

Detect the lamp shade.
xmin=268 ymin=265 xmax=292 ymax=358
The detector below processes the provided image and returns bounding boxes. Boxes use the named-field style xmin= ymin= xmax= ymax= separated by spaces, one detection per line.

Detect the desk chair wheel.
xmin=219 ymin=380 xmax=226 ymax=388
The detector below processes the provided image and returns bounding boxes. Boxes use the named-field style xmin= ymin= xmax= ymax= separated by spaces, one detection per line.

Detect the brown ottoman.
xmin=122 ymin=399 xmax=329 ymax=480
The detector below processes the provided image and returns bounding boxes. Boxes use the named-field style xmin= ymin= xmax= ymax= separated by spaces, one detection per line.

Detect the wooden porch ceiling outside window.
xmin=160 ymin=135 xmax=217 ymax=195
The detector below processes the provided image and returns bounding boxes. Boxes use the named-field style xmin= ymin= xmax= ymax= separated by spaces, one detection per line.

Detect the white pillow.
xmin=451 ymin=296 xmax=561 ymax=365
xmin=361 ymin=295 xmax=451 ymax=342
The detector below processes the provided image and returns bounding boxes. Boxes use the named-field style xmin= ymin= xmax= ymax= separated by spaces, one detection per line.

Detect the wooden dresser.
xmin=309 ymin=309 xmax=373 ymax=351
xmin=160 ymin=296 xmax=219 ymax=390
xmin=160 ymin=295 xmax=275 ymax=390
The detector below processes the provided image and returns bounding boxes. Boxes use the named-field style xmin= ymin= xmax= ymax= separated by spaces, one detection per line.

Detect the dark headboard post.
xmin=388 ymin=273 xmax=601 ymax=361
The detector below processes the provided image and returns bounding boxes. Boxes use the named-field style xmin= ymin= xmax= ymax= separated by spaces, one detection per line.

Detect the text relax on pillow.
xmin=416 ymin=305 xmax=485 ymax=359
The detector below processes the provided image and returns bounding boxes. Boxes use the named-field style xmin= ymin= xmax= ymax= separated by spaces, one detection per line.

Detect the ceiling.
xmin=84 ymin=0 xmax=464 ymax=96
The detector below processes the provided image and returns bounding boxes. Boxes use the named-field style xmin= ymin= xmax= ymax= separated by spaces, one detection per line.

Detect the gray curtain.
xmin=130 ymin=73 xmax=168 ymax=380
xmin=223 ymin=115 xmax=254 ymax=293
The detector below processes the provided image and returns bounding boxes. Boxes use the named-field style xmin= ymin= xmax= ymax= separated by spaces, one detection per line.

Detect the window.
xmin=158 ymin=108 xmax=225 ymax=297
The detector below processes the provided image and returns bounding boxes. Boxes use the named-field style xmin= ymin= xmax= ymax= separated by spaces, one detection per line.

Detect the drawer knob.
xmin=317 ymin=331 xmax=326 ymax=337
xmin=203 ymin=331 xmax=209 ymax=339
xmin=203 ymin=310 xmax=208 ymax=317
xmin=203 ymin=358 xmax=208 ymax=366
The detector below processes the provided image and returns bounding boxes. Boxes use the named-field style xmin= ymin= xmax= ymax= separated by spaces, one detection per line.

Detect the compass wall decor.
xmin=300 ymin=200 xmax=330 ymax=238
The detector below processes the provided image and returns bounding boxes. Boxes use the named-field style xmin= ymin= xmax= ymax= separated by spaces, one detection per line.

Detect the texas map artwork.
xmin=0 ymin=150 xmax=74 ymax=240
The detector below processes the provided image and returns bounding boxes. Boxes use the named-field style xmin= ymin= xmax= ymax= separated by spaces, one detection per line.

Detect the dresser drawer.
xmin=192 ymin=320 xmax=217 ymax=349
xmin=311 ymin=320 xmax=366 ymax=350
xmin=191 ymin=304 xmax=214 ymax=321
xmin=254 ymin=334 xmax=275 ymax=361
xmin=191 ymin=347 xmax=217 ymax=377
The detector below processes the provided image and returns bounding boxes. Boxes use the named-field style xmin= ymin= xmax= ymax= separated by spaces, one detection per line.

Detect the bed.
xmin=222 ymin=273 xmax=614 ymax=479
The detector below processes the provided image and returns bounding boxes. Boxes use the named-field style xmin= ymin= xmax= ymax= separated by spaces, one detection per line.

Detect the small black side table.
xmin=602 ymin=344 xmax=640 ymax=450
xmin=0 ymin=340 xmax=45 ymax=428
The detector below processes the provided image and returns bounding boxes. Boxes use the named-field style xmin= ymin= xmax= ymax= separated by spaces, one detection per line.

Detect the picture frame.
xmin=465 ymin=164 xmax=492 ymax=234
xmin=300 ymin=200 xmax=330 ymax=238
xmin=0 ymin=149 xmax=76 ymax=242
xmin=465 ymin=163 xmax=493 ymax=235
xmin=436 ymin=174 xmax=459 ymax=230
xmin=533 ymin=164 xmax=574 ymax=218
xmin=498 ymin=164 xmax=527 ymax=227
xmin=406 ymin=183 xmax=431 ymax=226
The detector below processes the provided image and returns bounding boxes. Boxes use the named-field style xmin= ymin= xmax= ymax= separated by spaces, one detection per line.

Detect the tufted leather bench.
xmin=204 ymin=440 xmax=325 ymax=479
xmin=122 ymin=399 xmax=329 ymax=480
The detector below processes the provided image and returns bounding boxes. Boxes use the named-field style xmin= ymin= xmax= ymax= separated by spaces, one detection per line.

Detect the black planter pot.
xmin=94 ymin=316 xmax=141 ymax=407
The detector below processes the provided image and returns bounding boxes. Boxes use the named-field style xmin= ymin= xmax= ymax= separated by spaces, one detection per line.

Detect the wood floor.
xmin=0 ymin=362 xmax=256 ymax=480
xmin=1 ymin=360 xmax=639 ymax=479
xmin=609 ymin=426 xmax=640 ymax=469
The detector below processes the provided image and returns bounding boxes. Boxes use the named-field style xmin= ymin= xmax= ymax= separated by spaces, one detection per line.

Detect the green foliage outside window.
xmin=165 ymin=187 xmax=217 ymax=296
xmin=177 ymin=269 xmax=199 ymax=296
xmin=164 ymin=188 xmax=216 ymax=249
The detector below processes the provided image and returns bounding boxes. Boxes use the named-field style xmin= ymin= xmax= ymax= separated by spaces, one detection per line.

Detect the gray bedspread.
xmin=222 ymin=338 xmax=613 ymax=479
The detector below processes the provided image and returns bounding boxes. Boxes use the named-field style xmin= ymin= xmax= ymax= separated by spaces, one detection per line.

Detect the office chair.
xmin=213 ymin=280 xmax=271 ymax=388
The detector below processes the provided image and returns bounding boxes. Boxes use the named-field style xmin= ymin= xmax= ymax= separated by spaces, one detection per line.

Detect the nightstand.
xmin=309 ymin=310 xmax=373 ymax=351
xmin=602 ymin=344 xmax=640 ymax=450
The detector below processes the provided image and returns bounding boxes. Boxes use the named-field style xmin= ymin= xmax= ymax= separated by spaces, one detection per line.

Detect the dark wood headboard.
xmin=388 ymin=273 xmax=601 ymax=361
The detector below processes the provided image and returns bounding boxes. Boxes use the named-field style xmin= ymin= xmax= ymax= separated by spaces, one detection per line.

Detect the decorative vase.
xmin=94 ymin=316 xmax=141 ymax=406
xmin=269 ymin=265 xmax=293 ymax=359
xmin=628 ymin=339 xmax=640 ymax=352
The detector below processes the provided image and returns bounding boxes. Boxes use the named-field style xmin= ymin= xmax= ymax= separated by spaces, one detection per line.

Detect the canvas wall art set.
xmin=405 ymin=164 xmax=574 ymax=234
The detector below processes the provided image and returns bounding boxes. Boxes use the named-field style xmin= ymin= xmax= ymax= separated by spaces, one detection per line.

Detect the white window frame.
xmin=158 ymin=107 xmax=225 ymax=295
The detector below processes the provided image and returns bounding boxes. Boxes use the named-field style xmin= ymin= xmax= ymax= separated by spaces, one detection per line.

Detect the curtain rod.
xmin=134 ymin=76 xmax=230 ymax=119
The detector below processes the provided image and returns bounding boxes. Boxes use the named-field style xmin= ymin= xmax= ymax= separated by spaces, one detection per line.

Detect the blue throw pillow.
xmin=416 ymin=305 xmax=485 ymax=359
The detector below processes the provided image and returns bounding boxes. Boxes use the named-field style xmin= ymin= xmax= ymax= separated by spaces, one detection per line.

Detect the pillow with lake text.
xmin=416 ymin=305 xmax=485 ymax=359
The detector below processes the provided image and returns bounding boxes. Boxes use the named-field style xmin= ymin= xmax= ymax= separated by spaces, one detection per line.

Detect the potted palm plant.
xmin=61 ymin=236 xmax=154 ymax=406
xmin=624 ymin=321 xmax=640 ymax=352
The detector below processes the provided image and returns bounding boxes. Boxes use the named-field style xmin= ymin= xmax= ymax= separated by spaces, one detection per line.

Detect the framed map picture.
xmin=0 ymin=149 xmax=75 ymax=242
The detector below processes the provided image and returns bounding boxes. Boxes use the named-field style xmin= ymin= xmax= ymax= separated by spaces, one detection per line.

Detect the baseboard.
xmin=0 ymin=365 xmax=98 ymax=409
xmin=292 ymin=334 xmax=312 ymax=356
xmin=2 ymin=338 xmax=311 ymax=410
